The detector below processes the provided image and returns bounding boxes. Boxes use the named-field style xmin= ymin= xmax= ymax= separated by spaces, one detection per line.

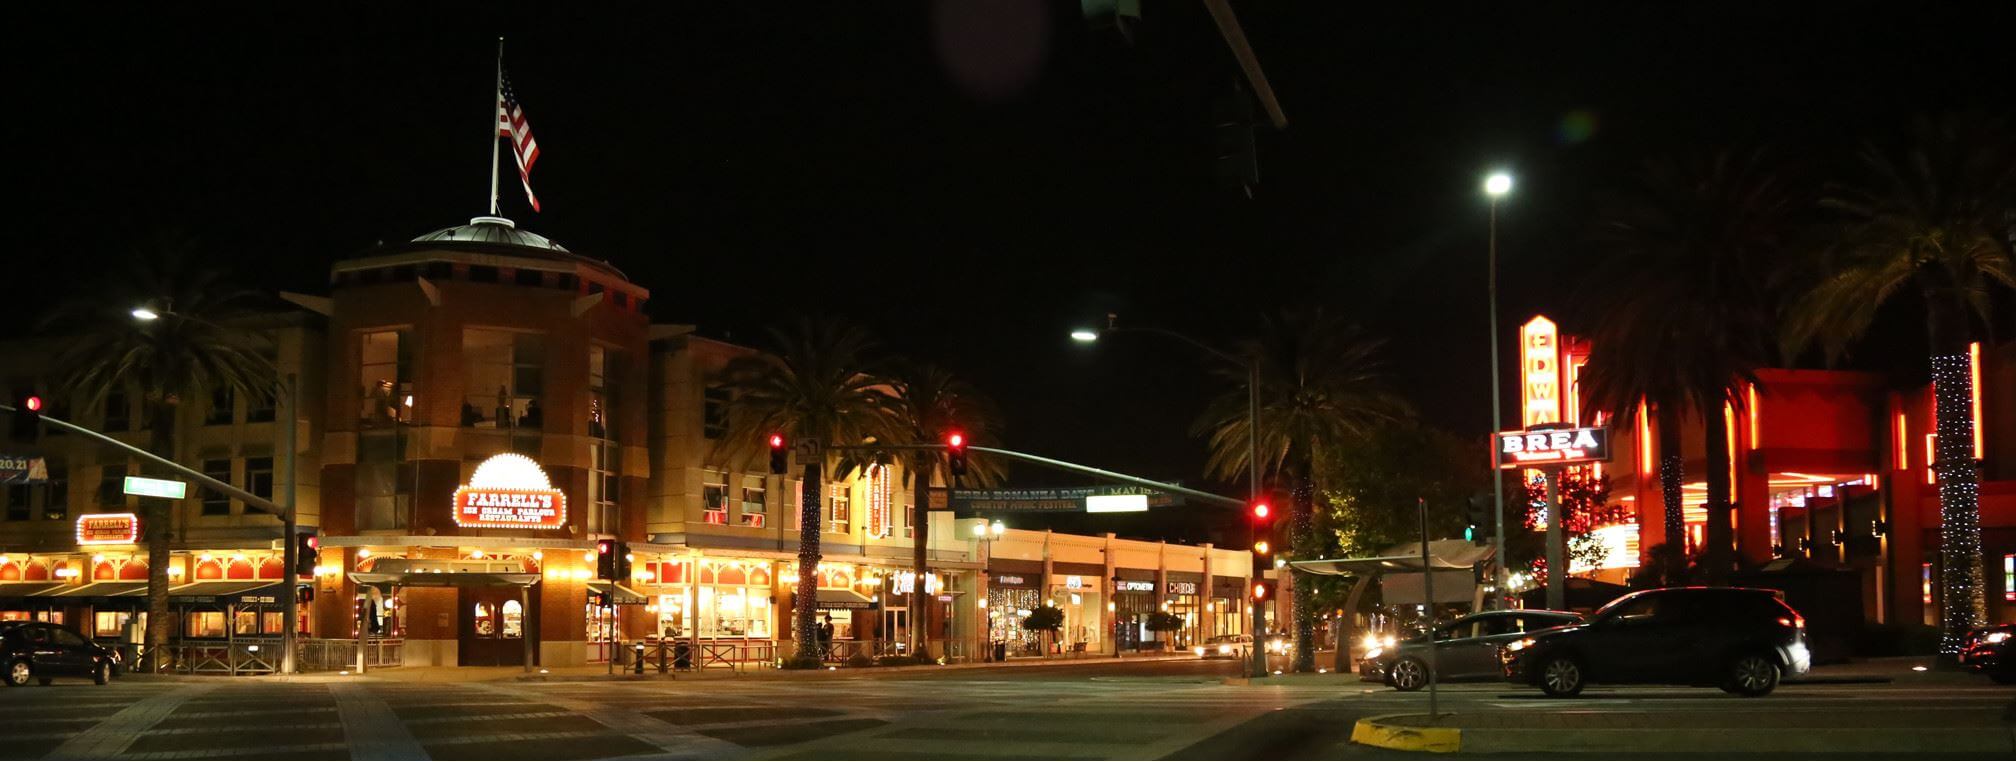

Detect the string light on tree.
xmin=1930 ymin=351 xmax=1986 ymax=657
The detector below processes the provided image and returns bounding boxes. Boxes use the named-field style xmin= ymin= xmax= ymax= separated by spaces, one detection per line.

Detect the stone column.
xmin=1201 ymin=544 xmax=1214 ymax=641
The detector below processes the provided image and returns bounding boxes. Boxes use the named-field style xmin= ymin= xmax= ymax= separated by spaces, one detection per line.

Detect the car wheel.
xmin=1539 ymin=654 xmax=1585 ymax=697
xmin=93 ymin=661 xmax=112 ymax=686
xmin=1723 ymin=653 xmax=1780 ymax=697
xmin=2 ymin=660 xmax=28 ymax=687
xmin=1389 ymin=657 xmax=1429 ymax=692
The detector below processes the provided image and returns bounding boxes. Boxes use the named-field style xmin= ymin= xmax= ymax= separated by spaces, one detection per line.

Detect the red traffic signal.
xmin=1252 ymin=582 xmax=1269 ymax=600
xmin=946 ymin=432 xmax=965 ymax=449
xmin=596 ymin=540 xmax=613 ymax=555
xmin=23 ymin=396 xmax=41 ymax=412
xmin=769 ymin=433 xmax=788 ymax=474
xmin=946 ymin=431 xmax=969 ymax=477
xmin=769 ymin=433 xmax=784 ymax=449
xmin=1251 ymin=502 xmax=1270 ymax=520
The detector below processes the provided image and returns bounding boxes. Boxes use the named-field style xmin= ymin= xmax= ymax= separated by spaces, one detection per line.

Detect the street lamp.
xmin=132 ymin=305 xmax=302 ymax=674
xmin=1482 ymin=171 xmax=1512 ymax=610
xmin=1068 ymin=314 xmax=1267 ymax=677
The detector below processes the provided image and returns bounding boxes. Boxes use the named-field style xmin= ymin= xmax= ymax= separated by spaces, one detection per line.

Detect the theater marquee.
xmin=76 ymin=513 xmax=140 ymax=545
xmin=453 ymin=453 xmax=567 ymax=529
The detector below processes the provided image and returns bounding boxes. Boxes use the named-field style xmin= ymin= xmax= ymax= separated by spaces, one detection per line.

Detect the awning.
xmin=1289 ymin=539 xmax=1495 ymax=577
xmin=586 ymin=581 xmax=647 ymax=606
xmin=0 ymin=582 xmax=64 ymax=602
xmin=350 ymin=572 xmax=542 ymax=589
xmin=814 ymin=589 xmax=876 ymax=610
xmin=35 ymin=581 xmax=149 ymax=604
xmin=168 ymin=581 xmax=292 ymax=606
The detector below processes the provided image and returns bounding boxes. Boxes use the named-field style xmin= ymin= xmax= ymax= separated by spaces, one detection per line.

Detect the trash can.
xmin=673 ymin=642 xmax=693 ymax=670
xmin=992 ymin=641 xmax=1007 ymax=662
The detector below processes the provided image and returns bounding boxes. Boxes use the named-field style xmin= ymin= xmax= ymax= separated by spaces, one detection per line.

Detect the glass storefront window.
xmin=94 ymin=611 xmax=129 ymax=638
xmin=187 ymin=611 xmax=225 ymax=638
xmin=474 ymin=602 xmax=496 ymax=637
xmin=501 ymin=599 xmax=524 ymax=638
xmin=234 ymin=609 xmax=258 ymax=636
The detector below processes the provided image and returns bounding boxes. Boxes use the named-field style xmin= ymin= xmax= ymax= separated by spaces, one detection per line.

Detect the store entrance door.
xmin=458 ymin=586 xmax=537 ymax=666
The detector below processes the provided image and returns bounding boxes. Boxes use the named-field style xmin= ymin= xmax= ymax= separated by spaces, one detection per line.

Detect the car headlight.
xmin=1364 ymin=647 xmax=1384 ymax=661
xmin=1504 ymin=637 xmax=1536 ymax=653
xmin=1218 ymin=644 xmax=1233 ymax=655
xmin=1985 ymin=632 xmax=2012 ymax=645
xmin=1381 ymin=635 xmax=1397 ymax=649
xmin=1194 ymin=646 xmax=1206 ymax=656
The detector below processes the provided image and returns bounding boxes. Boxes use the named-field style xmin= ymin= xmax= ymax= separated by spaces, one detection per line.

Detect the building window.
xmin=201 ymin=459 xmax=233 ymax=515
xmin=900 ymin=501 xmax=914 ymax=539
xmin=588 ymin=443 xmax=618 ymax=534
xmin=740 ymin=474 xmax=766 ymax=527
xmin=206 ymin=387 xmax=234 ymax=426
xmin=702 ymin=468 xmax=728 ymax=524
xmin=98 ymin=464 xmax=127 ymax=506
xmin=103 ymin=389 xmax=129 ymax=431
xmin=359 ymin=329 xmax=412 ymax=425
xmin=245 ymin=385 xmax=275 ymax=423
xmin=41 ymin=467 xmax=67 ymax=521
xmin=702 ymin=387 xmax=729 ymax=439
xmin=828 ymin=485 xmax=851 ymax=535
xmin=588 ymin=346 xmax=616 ymax=440
xmin=244 ymin=457 xmax=274 ymax=501
xmin=4 ymin=484 xmax=27 ymax=522
xmin=468 ymin=264 xmax=499 ymax=283
xmin=464 ymin=329 xmax=546 ymax=430
xmin=514 ymin=268 xmax=544 ymax=287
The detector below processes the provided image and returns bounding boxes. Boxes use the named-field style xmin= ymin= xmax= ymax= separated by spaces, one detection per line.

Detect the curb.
xmin=1349 ymin=714 xmax=1461 ymax=753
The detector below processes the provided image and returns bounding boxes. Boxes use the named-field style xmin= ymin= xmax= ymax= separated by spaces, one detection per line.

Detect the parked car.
xmin=1360 ymin=609 xmax=1582 ymax=691
xmin=1 ymin=621 xmax=121 ymax=687
xmin=1959 ymin=624 xmax=2015 ymax=684
xmin=1193 ymin=634 xmax=1254 ymax=659
xmin=1500 ymin=587 xmax=1811 ymax=697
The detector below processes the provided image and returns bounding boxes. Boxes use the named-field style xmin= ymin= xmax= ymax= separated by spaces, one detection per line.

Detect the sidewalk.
xmin=117 ymin=652 xmax=1198 ymax=685
xmin=1355 ymin=704 xmax=2015 ymax=756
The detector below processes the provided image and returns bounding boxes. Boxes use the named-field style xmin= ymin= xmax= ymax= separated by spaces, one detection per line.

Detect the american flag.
xmin=497 ymin=69 xmax=541 ymax=212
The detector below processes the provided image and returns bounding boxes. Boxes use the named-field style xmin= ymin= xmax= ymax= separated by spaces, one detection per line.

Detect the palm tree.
xmin=1578 ymin=150 xmax=1802 ymax=583
xmin=717 ymin=318 xmax=903 ymax=662
xmin=44 ymin=251 xmax=276 ymax=672
xmin=886 ymin=362 xmax=1006 ymax=659
xmin=1784 ymin=115 xmax=2016 ymax=657
xmin=1193 ymin=309 xmax=1406 ymax=672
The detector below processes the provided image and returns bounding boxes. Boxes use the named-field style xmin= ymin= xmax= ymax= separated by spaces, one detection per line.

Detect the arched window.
xmin=473 ymin=602 xmax=496 ymax=637
xmin=257 ymin=558 xmax=284 ymax=580
xmin=93 ymin=562 xmax=118 ymax=581
xmin=23 ymin=561 xmax=50 ymax=582
xmin=501 ymin=599 xmax=524 ymax=638
xmin=119 ymin=560 xmax=148 ymax=581
xmin=195 ymin=559 xmax=225 ymax=580
xmin=226 ymin=558 xmax=256 ymax=580
xmin=0 ymin=562 xmax=19 ymax=581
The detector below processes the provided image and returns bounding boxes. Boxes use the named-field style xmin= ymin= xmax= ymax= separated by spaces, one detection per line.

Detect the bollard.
xmin=656 ymin=640 xmax=669 ymax=674
xmin=633 ymin=642 xmax=646 ymax=675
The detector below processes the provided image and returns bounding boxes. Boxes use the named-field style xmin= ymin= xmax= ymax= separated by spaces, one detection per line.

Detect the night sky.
xmin=11 ymin=2 xmax=2012 ymax=543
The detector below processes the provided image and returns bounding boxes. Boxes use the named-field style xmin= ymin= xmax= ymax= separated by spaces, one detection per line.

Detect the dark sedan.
xmin=1360 ymin=609 xmax=1582 ymax=691
xmin=1 ymin=621 xmax=121 ymax=686
xmin=1501 ymin=586 xmax=1811 ymax=697
xmin=1960 ymin=624 xmax=2015 ymax=684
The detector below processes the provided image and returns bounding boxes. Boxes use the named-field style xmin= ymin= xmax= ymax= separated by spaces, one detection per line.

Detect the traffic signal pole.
xmin=1247 ymin=360 xmax=1268 ymax=679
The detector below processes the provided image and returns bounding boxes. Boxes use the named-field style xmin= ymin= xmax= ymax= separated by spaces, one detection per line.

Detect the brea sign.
xmin=1496 ymin=426 xmax=1611 ymax=468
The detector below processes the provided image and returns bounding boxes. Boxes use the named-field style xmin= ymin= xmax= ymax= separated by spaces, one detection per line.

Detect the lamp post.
xmin=1072 ymin=314 xmax=1266 ymax=677
xmin=135 ymin=306 xmax=301 ymax=674
xmin=1483 ymin=172 xmax=1513 ymax=610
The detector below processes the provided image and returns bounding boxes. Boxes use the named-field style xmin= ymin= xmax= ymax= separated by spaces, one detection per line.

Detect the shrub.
xmin=1145 ymin=611 xmax=1185 ymax=632
xmin=1023 ymin=605 xmax=1065 ymax=633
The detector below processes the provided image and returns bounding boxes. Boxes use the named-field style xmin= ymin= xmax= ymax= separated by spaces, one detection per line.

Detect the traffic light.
xmin=1252 ymin=581 xmax=1269 ymax=601
xmin=9 ymin=390 xmax=42 ymax=444
xmin=595 ymin=539 xmax=616 ymax=580
xmin=946 ymin=432 xmax=968 ymax=478
xmin=613 ymin=540 xmax=632 ymax=582
xmin=1464 ymin=494 xmax=1492 ymax=544
xmin=1249 ymin=500 xmax=1274 ymax=572
xmin=768 ymin=433 xmax=788 ymax=475
xmin=295 ymin=533 xmax=318 ymax=577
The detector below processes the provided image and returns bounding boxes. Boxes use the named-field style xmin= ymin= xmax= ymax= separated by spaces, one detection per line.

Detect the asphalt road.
xmin=0 ymin=658 xmax=2009 ymax=760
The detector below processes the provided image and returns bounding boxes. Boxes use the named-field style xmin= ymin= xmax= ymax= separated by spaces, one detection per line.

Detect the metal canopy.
xmin=350 ymin=572 xmax=541 ymax=589
xmin=35 ymin=581 xmax=149 ymax=602
xmin=1289 ymin=539 xmax=1494 ymax=577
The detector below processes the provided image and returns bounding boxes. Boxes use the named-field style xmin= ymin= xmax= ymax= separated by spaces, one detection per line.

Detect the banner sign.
xmin=76 ymin=513 xmax=140 ymax=545
xmin=1116 ymin=580 xmax=1156 ymax=593
xmin=927 ymin=485 xmax=1182 ymax=513
xmin=1496 ymin=426 xmax=1612 ymax=468
xmin=0 ymin=455 xmax=47 ymax=485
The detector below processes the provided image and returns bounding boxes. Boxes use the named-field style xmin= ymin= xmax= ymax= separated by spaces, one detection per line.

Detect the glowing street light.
xmin=1069 ymin=329 xmax=1099 ymax=343
xmin=1484 ymin=172 xmax=1513 ymax=197
xmin=130 ymin=307 xmax=160 ymax=321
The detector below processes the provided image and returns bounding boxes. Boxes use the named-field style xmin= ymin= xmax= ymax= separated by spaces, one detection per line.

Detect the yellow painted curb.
xmin=1350 ymin=714 xmax=1462 ymax=753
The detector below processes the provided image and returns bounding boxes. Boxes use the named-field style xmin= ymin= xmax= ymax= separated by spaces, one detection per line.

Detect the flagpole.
xmin=489 ymin=37 xmax=503 ymax=216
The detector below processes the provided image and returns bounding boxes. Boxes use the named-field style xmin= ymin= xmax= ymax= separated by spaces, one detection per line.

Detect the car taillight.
xmin=1777 ymin=615 xmax=1805 ymax=629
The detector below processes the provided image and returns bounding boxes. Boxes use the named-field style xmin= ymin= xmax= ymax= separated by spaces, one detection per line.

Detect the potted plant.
xmin=1022 ymin=605 xmax=1065 ymax=656
xmin=1145 ymin=611 xmax=1185 ymax=650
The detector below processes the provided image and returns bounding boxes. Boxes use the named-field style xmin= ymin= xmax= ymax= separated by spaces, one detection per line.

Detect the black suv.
xmin=1 ymin=621 xmax=121 ymax=687
xmin=1500 ymin=587 xmax=1810 ymax=697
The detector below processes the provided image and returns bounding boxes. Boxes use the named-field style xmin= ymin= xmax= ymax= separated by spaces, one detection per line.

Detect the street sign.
xmin=927 ymin=485 xmax=1180 ymax=513
xmin=1494 ymin=426 xmax=1612 ymax=468
xmin=122 ymin=475 xmax=188 ymax=499
xmin=793 ymin=437 xmax=822 ymax=459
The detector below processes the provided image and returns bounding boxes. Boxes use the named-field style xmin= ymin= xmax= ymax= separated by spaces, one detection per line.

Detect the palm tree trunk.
xmin=142 ymin=404 xmax=176 ymax=672
xmin=1290 ymin=461 xmax=1316 ymax=673
xmin=910 ymin=462 xmax=931 ymax=660
xmin=796 ymin=462 xmax=824 ymax=662
xmin=1926 ymin=291 xmax=1985 ymax=657
xmin=1702 ymin=403 xmax=1734 ymax=585
xmin=1657 ymin=404 xmax=1687 ymax=580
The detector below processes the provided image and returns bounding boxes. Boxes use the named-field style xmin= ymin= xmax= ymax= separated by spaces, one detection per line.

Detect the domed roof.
xmin=412 ymin=216 xmax=570 ymax=253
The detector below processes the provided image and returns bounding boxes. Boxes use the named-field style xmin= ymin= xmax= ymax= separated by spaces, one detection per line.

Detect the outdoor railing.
xmin=168 ymin=638 xmax=280 ymax=676
xmin=296 ymin=637 xmax=405 ymax=672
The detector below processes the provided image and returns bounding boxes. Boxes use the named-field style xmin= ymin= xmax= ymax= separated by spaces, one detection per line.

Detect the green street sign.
xmin=122 ymin=475 xmax=188 ymax=500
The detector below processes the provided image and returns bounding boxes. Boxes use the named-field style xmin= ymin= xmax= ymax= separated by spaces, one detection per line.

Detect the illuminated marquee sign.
xmin=866 ymin=464 xmax=892 ymax=539
xmin=452 ymin=453 xmax=567 ymax=529
xmin=1497 ymin=426 xmax=1612 ymax=468
xmin=1521 ymin=316 xmax=1563 ymax=427
xmin=76 ymin=513 xmax=140 ymax=545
